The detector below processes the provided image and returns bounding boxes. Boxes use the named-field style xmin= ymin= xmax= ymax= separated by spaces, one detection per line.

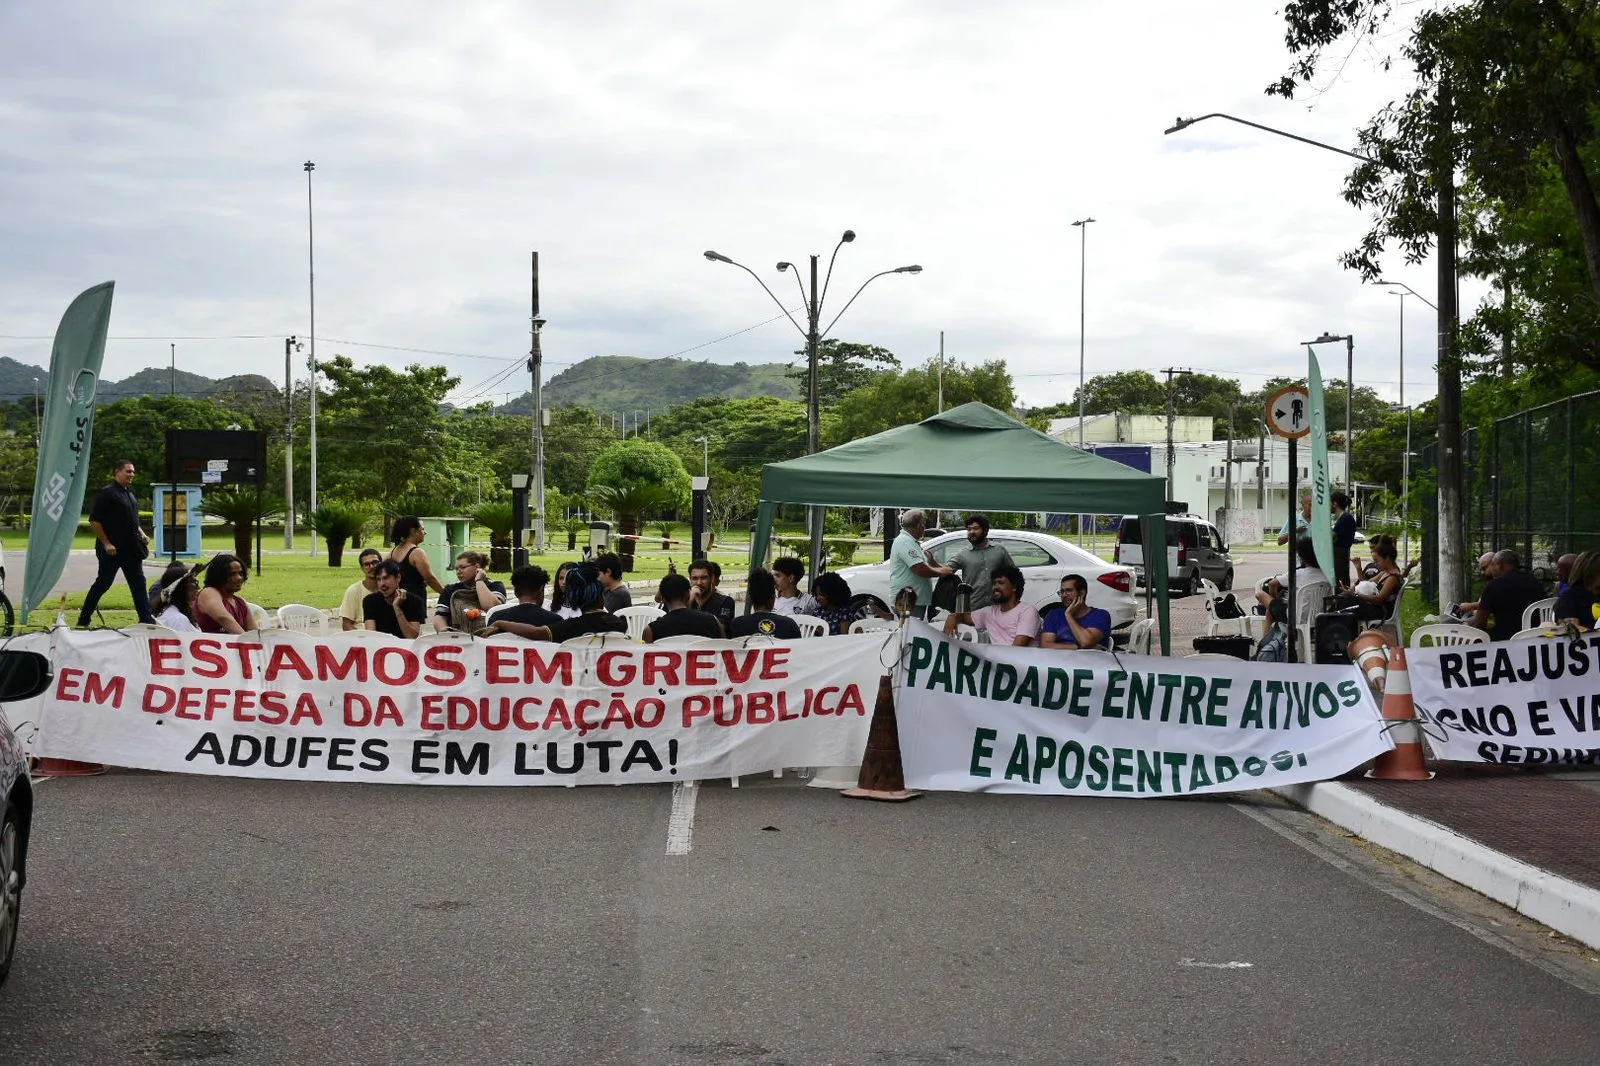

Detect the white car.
xmin=833 ymin=529 xmax=1136 ymax=637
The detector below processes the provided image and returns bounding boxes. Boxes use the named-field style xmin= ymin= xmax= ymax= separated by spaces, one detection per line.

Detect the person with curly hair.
xmin=551 ymin=563 xmax=628 ymax=642
xmin=805 ymin=571 xmax=855 ymax=635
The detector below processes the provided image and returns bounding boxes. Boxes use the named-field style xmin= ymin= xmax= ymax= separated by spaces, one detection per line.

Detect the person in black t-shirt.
xmin=1471 ymin=549 xmax=1548 ymax=641
xmin=432 ymin=550 xmax=507 ymax=632
xmin=643 ymin=574 xmax=724 ymax=642
xmin=729 ymin=568 xmax=801 ymax=640
xmin=551 ymin=563 xmax=628 ymax=642
xmin=78 ymin=459 xmax=155 ymax=626
xmin=687 ymin=559 xmax=736 ymax=634
xmin=482 ymin=565 xmax=562 ymax=639
xmin=363 ymin=560 xmax=427 ymax=638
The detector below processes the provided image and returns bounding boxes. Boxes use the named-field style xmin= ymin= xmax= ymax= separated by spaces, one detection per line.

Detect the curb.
xmin=1272 ymin=781 xmax=1600 ymax=952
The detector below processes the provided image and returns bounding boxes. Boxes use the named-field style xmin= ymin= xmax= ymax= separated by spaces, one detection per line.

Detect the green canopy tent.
xmin=749 ymin=402 xmax=1173 ymax=652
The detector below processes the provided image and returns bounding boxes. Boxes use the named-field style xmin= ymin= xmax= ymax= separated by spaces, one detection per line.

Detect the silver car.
xmin=0 ymin=647 xmax=49 ymax=988
xmin=833 ymin=529 xmax=1136 ymax=636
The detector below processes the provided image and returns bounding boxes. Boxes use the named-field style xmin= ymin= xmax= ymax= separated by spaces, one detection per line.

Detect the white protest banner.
xmin=33 ymin=629 xmax=893 ymax=785
xmin=894 ymin=622 xmax=1391 ymax=796
xmin=1408 ymin=634 xmax=1600 ymax=765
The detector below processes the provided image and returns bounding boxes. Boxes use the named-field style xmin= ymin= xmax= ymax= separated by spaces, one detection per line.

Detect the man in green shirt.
xmin=888 ymin=509 xmax=953 ymax=619
xmin=946 ymin=515 xmax=1014 ymax=609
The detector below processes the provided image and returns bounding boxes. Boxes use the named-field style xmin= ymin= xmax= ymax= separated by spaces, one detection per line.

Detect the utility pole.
xmin=1434 ymin=79 xmax=1464 ymax=610
xmin=304 ymin=159 xmax=319 ymax=557
xmin=169 ymin=343 xmax=176 ymax=397
xmin=1161 ymin=367 xmax=1193 ymax=505
xmin=528 ymin=251 xmax=546 ymax=553
xmin=937 ymin=330 xmax=944 ymax=412
xmin=284 ymin=336 xmax=300 ymax=549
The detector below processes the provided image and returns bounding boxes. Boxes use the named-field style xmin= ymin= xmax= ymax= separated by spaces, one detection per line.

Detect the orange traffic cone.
xmin=1366 ymin=645 xmax=1433 ymax=781
xmin=32 ymin=758 xmax=106 ymax=777
xmin=1348 ymin=629 xmax=1394 ymax=696
xmin=842 ymin=675 xmax=921 ymax=802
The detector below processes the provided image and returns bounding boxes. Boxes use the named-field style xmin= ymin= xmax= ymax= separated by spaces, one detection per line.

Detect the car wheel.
xmin=0 ymin=593 xmax=11 ymax=638
xmin=0 ymin=800 xmax=22 ymax=988
xmin=1219 ymin=569 xmax=1234 ymax=592
xmin=1185 ymin=570 xmax=1201 ymax=597
xmin=848 ymin=594 xmax=890 ymax=621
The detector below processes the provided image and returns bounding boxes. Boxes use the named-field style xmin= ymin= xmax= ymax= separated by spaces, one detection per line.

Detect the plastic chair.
xmin=1522 ymin=597 xmax=1557 ymax=630
xmin=1126 ymin=618 xmax=1157 ymax=655
xmin=1186 ymin=652 xmax=1243 ymax=661
xmin=954 ymin=623 xmax=978 ymax=643
xmin=615 ymin=605 xmax=663 ymax=641
xmin=1410 ymin=623 xmax=1488 ymax=648
xmin=1202 ymin=578 xmax=1251 ymax=638
xmin=1292 ymin=581 xmax=1332 ymax=628
xmin=244 ymin=601 xmax=276 ymax=631
xmin=1511 ymin=624 xmax=1566 ymax=640
xmin=849 ymin=617 xmax=897 ymax=634
xmin=484 ymin=601 xmax=516 ymax=623
xmin=277 ymin=603 xmax=328 ymax=635
xmin=791 ymin=614 xmax=828 ymax=638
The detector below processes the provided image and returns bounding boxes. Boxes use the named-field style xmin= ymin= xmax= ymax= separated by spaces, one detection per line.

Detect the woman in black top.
xmin=388 ymin=516 xmax=444 ymax=607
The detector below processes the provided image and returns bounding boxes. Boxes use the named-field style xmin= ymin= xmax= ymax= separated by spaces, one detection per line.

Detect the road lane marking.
xmin=1178 ymin=959 xmax=1254 ymax=969
xmin=666 ymin=781 xmax=698 ymax=855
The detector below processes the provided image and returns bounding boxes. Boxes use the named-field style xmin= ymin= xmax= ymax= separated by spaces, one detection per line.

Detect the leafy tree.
xmin=86 ymin=395 xmax=238 ymax=487
xmin=787 ymin=340 xmax=901 ymax=407
xmin=832 ymin=357 xmax=1015 ymax=443
xmin=586 ymin=439 xmax=692 ymax=535
xmin=199 ymin=486 xmax=283 ymax=567
xmin=1070 ymin=370 xmax=1165 ymax=415
xmin=706 ymin=464 xmax=762 ymax=538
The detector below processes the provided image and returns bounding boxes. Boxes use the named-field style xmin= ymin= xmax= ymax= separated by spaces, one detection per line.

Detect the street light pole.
xmin=705 ymin=234 xmax=921 ymax=580
xmin=284 ymin=336 xmax=300 ymax=550
xmin=1166 ymin=111 xmax=1463 ymax=608
xmin=694 ymin=436 xmax=708 ymax=478
xmin=304 ymin=159 xmax=319 ymax=556
xmin=1071 ymin=218 xmax=1095 ymax=452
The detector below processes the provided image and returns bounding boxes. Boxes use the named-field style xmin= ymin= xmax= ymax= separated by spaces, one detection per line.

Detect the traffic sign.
xmin=1265 ymin=385 xmax=1312 ymax=439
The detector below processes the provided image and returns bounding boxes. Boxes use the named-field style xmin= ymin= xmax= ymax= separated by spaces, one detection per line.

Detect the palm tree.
xmin=308 ymin=501 xmax=375 ymax=567
xmin=471 ymin=502 xmax=515 ymax=571
xmin=198 ymin=486 xmax=283 ymax=566
xmin=586 ymin=483 xmax=677 ymax=538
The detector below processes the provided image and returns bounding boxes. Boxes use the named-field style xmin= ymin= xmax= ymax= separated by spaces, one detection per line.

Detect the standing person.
xmin=771 ymin=557 xmax=816 ymax=615
xmin=339 ymin=548 xmax=384 ymax=631
xmin=1330 ymin=491 xmax=1357 ymax=591
xmin=363 ymin=559 xmax=426 ymax=638
xmin=1040 ymin=574 xmax=1112 ymax=650
xmin=1277 ymin=491 xmax=1312 ymax=545
xmin=482 ymin=565 xmax=562 ymax=640
xmin=552 ymin=563 xmax=628 ymax=641
xmin=195 ymin=553 xmax=251 ymax=634
xmin=687 ymin=559 xmax=736 ymax=634
xmin=888 ymin=509 xmax=953 ymax=619
xmin=1469 ymin=549 xmax=1547 ymax=641
xmin=77 ymin=459 xmax=155 ymax=626
xmin=432 ymin=550 xmax=506 ymax=632
xmin=642 ymin=574 xmax=724 ymax=642
xmin=151 ymin=561 xmax=201 ymax=633
xmin=943 ymin=565 xmax=1039 ymax=646
xmin=592 ymin=552 xmax=632 ymax=612
xmin=550 ymin=562 xmax=582 ymax=619
xmin=946 ymin=516 xmax=1014 ymax=610
xmin=388 ymin=516 xmax=445 ymax=608
xmin=730 ymin=568 xmax=802 ymax=639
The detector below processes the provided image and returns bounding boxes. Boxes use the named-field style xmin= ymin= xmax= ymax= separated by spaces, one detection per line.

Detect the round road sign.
xmin=1265 ymin=385 xmax=1312 ymax=439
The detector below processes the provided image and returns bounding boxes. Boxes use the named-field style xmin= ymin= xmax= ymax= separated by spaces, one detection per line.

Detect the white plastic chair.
xmin=849 ymin=617 xmax=897 ymax=634
xmin=1522 ymin=597 xmax=1557 ymax=630
xmin=1202 ymin=578 xmax=1251 ymax=638
xmin=1127 ymin=618 xmax=1157 ymax=655
xmin=1186 ymin=652 xmax=1243 ymax=661
xmin=1410 ymin=623 xmax=1488 ymax=648
xmin=954 ymin=623 xmax=978 ymax=643
xmin=1291 ymin=581 xmax=1332 ymax=628
xmin=791 ymin=614 xmax=828 ymax=638
xmin=244 ymin=601 xmax=276 ymax=631
xmin=1511 ymin=624 xmax=1566 ymax=641
xmin=484 ymin=601 xmax=516 ymax=623
xmin=277 ymin=603 xmax=328 ymax=635
xmin=615 ymin=605 xmax=663 ymax=641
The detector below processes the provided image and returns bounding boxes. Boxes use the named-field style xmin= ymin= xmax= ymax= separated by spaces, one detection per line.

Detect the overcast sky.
xmin=0 ymin=1 xmax=1461 ymax=412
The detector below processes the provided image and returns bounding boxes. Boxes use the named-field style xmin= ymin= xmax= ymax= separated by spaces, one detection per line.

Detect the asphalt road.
xmin=2 ymin=771 xmax=1596 ymax=1065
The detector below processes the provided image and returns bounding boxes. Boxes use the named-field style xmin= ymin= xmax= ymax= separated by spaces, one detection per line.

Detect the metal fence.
xmin=1418 ymin=389 xmax=1600 ymax=603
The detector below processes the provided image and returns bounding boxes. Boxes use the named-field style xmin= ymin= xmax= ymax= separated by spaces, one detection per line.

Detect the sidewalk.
xmin=1274 ymin=765 xmax=1600 ymax=951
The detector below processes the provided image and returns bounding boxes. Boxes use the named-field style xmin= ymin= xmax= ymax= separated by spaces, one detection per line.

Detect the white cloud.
xmin=0 ymin=0 xmax=1464 ymax=413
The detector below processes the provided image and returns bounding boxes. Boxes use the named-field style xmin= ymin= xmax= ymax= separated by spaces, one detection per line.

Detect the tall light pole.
xmin=169 ymin=343 xmax=176 ymax=397
xmin=1379 ymin=280 xmax=1437 ymax=564
xmin=1070 ymin=217 xmax=1095 ymax=451
xmin=284 ymin=335 xmax=302 ymax=550
xmin=1165 ymin=111 xmax=1463 ymax=608
xmin=1304 ymin=332 xmax=1354 ymax=494
xmin=304 ymin=159 xmax=319 ymax=556
xmin=528 ymin=251 xmax=546 ymax=553
xmin=704 ymin=233 xmax=921 ymax=580
xmin=31 ymin=376 xmax=40 ymax=455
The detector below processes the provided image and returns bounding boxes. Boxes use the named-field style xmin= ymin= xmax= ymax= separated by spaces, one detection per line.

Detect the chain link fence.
xmin=1418 ymin=389 xmax=1600 ymax=604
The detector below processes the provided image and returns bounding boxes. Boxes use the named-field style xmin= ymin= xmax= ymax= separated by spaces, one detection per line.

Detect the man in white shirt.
xmin=942 ymin=566 xmax=1039 ymax=646
xmin=771 ymin=557 xmax=816 ymax=615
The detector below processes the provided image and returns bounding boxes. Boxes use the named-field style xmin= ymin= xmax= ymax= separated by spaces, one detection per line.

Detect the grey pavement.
xmin=1 ymin=771 xmax=1597 ymax=1065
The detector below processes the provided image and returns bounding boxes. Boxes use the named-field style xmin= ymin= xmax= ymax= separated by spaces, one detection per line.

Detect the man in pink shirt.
xmin=942 ymin=566 xmax=1039 ymax=646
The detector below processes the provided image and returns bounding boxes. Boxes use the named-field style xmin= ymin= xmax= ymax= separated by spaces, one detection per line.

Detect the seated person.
xmin=805 ymin=572 xmax=855 ymax=635
xmin=1553 ymin=551 xmax=1600 ymax=632
xmin=1449 ymin=552 xmax=1497 ymax=619
xmin=643 ymin=574 xmax=725 ymax=642
xmin=551 ymin=564 xmax=629 ymax=642
xmin=1470 ymin=549 xmax=1548 ymax=640
xmin=433 ymin=550 xmax=507 ymax=632
xmin=771 ymin=557 xmax=817 ymax=615
xmin=729 ymin=568 xmax=802 ymax=639
xmin=1039 ymin=573 xmax=1110 ymax=650
xmin=1258 ymin=537 xmax=1333 ymax=620
xmin=363 ymin=559 xmax=427 ymax=638
xmin=481 ymin=565 xmax=562 ymax=640
xmin=151 ymin=561 xmax=201 ymax=633
xmin=593 ymin=552 xmax=632 ymax=612
xmin=339 ymin=548 xmax=384 ymax=631
xmin=944 ymin=565 xmax=1039 ymax=646
xmin=1556 ymin=553 xmax=1577 ymax=597
xmin=687 ymin=559 xmax=737 ymax=634
xmin=1333 ymin=533 xmax=1417 ymax=623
